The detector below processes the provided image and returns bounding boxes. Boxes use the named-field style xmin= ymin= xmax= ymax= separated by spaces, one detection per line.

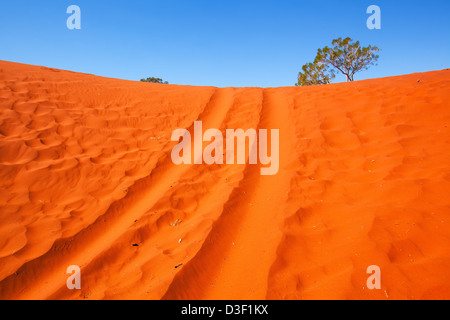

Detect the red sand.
xmin=0 ymin=60 xmax=449 ymax=300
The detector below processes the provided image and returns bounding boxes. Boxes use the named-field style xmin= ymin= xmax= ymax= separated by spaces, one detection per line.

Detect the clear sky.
xmin=0 ymin=0 xmax=449 ymax=87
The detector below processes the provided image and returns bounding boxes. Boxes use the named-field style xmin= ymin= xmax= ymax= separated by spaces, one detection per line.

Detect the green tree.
xmin=316 ymin=37 xmax=380 ymax=82
xmin=140 ymin=77 xmax=169 ymax=84
xmin=296 ymin=37 xmax=380 ymax=86
xmin=295 ymin=61 xmax=335 ymax=86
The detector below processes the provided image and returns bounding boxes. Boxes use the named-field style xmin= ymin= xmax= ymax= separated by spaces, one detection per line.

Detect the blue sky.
xmin=0 ymin=0 xmax=449 ymax=87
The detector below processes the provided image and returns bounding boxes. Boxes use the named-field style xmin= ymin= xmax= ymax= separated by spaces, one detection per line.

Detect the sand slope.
xmin=0 ymin=60 xmax=449 ymax=300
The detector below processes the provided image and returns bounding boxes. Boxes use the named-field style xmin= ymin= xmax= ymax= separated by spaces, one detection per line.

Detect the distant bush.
xmin=140 ymin=77 xmax=169 ymax=84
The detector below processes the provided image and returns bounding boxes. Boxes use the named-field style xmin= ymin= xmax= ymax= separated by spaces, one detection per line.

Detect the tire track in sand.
xmin=162 ymin=88 xmax=298 ymax=300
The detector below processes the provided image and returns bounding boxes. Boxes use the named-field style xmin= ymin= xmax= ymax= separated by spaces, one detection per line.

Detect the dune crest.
xmin=0 ymin=61 xmax=449 ymax=300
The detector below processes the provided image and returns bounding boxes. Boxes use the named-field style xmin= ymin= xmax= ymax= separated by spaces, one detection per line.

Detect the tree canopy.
xmin=140 ymin=77 xmax=169 ymax=84
xmin=296 ymin=61 xmax=335 ymax=87
xmin=296 ymin=37 xmax=380 ymax=86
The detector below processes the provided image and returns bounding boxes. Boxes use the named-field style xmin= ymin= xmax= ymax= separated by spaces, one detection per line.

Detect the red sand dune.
xmin=0 ymin=60 xmax=449 ymax=300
